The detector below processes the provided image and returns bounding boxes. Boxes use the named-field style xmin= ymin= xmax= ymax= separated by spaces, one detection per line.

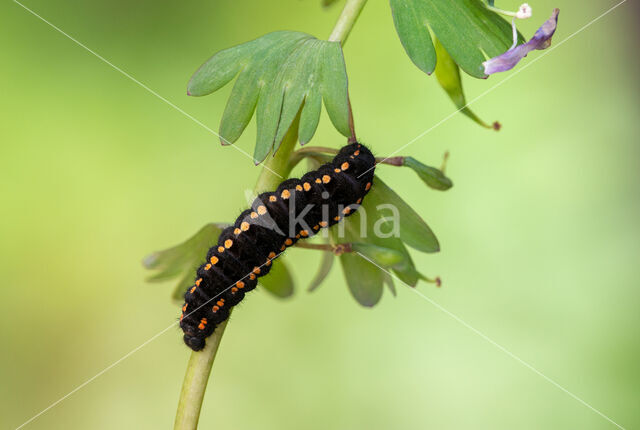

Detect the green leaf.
xmin=188 ymin=31 xmax=351 ymax=163
xmin=339 ymin=251 xmax=384 ymax=307
xmin=337 ymin=204 xmax=422 ymax=300
xmin=171 ymin=269 xmax=199 ymax=303
xmin=403 ymin=156 xmax=453 ymax=191
xmin=259 ymin=258 xmax=295 ymax=298
xmin=331 ymin=215 xmax=384 ymax=307
xmin=364 ymin=177 xmax=440 ymax=253
xmin=389 ymin=0 xmax=523 ymax=79
xmin=143 ymin=224 xmax=224 ymax=278
xmin=383 ymin=271 xmax=397 ymax=296
xmin=307 ymin=249 xmax=335 ymax=292
xmin=320 ymin=43 xmax=351 ymax=137
xmin=351 ymin=242 xmax=404 ymax=267
xmin=434 ymin=38 xmax=497 ymax=129
xmin=143 ymin=223 xmax=226 ymax=302
xmin=389 ymin=0 xmax=436 ymax=75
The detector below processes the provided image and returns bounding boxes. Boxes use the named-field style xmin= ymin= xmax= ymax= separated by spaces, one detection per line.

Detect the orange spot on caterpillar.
xmin=218 ymin=246 xmax=225 ymax=253
xmin=182 ymin=304 xmax=187 ymax=312
xmin=334 ymin=168 xmax=341 ymax=173
xmin=281 ymin=190 xmax=291 ymax=199
xmin=334 ymin=216 xmax=341 ymax=221
xmin=295 ymin=184 xmax=303 ymax=191
xmin=205 ymin=263 xmax=212 ymax=270
xmin=343 ymin=207 xmax=351 ymax=215
xmin=319 ymin=221 xmax=328 ymax=227
xmin=322 ymin=175 xmax=331 ymax=184
xmin=210 ymin=256 xmax=219 ymax=265
xmin=180 ymin=314 xmax=183 ymax=321
xmin=241 ymin=222 xmax=250 ymax=231
xmin=365 ymin=182 xmax=371 ymax=191
xmin=269 ymin=195 xmax=277 ymax=202
xmin=266 ymin=260 xmax=272 ymax=266
xmin=224 ymin=239 xmax=233 ymax=249
xmin=213 ymin=305 xmax=219 ymax=312
xmin=237 ymin=281 xmax=245 ymax=289
xmin=341 ymin=162 xmax=349 ymax=171
xmin=195 ymin=278 xmax=202 ymax=287
xmin=350 ymin=155 xmax=354 ymax=159
xmin=300 ymin=230 xmax=309 ymax=237
xmin=268 ymin=252 xmax=276 ymax=259
xmin=253 ymin=267 xmax=261 ymax=274
xmin=303 ymin=182 xmax=311 ymax=191
xmin=285 ymin=238 xmax=293 ymax=246
xmin=313 ymin=225 xmax=319 ymax=231
xmin=231 ymin=287 xmax=238 ymax=293
xmin=198 ymin=322 xmax=205 ymax=330
xmin=198 ymin=318 xmax=207 ymax=330
xmin=257 ymin=205 xmax=267 ymax=215
xmin=295 ymin=234 xmax=300 ymax=239
xmin=249 ymin=273 xmax=256 ymax=280
xmin=356 ymin=198 xmax=362 ymax=204
xmin=315 ymin=178 xmax=321 ymax=184
xmin=354 ymin=150 xmax=360 ymax=156
xmin=280 ymin=245 xmax=286 ymax=251
xmin=190 ymin=286 xmax=196 ymax=293
xmin=234 ymin=228 xmax=241 ymax=235
xmin=250 ymin=212 xmax=258 ymax=219
xmin=216 ymin=300 xmax=224 ymax=307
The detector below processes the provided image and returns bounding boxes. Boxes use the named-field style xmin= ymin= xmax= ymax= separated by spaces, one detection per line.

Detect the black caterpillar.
xmin=180 ymin=142 xmax=375 ymax=350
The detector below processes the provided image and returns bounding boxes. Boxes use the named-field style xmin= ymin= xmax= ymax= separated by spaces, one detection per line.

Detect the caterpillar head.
xmin=183 ymin=334 xmax=206 ymax=351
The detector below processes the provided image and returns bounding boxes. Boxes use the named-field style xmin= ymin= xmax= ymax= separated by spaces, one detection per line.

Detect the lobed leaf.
xmin=389 ymin=0 xmax=523 ymax=79
xmin=143 ymin=223 xmax=227 ymax=303
xmin=188 ymin=31 xmax=350 ymax=163
xmin=143 ymin=224 xmax=225 ymax=280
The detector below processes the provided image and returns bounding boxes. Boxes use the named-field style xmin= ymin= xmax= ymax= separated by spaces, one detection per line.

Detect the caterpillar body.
xmin=180 ymin=142 xmax=375 ymax=350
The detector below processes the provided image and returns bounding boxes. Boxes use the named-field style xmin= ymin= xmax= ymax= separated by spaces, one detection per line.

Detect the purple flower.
xmin=483 ymin=8 xmax=560 ymax=75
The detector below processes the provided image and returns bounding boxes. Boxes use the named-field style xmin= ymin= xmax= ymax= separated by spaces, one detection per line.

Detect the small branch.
xmin=440 ymin=151 xmax=450 ymax=173
xmin=376 ymin=156 xmax=404 ymax=166
xmin=328 ymin=0 xmax=369 ymax=43
xmin=294 ymin=241 xmax=352 ymax=255
xmin=174 ymin=118 xmax=301 ymax=430
xmin=174 ymin=319 xmax=229 ymax=430
xmin=288 ymin=146 xmax=339 ymax=170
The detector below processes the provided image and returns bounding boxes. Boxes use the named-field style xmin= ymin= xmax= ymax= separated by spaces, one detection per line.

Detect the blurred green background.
xmin=1 ymin=0 xmax=638 ymax=429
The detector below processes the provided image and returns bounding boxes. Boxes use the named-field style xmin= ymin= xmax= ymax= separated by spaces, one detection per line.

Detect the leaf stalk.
xmin=328 ymin=0 xmax=368 ymax=43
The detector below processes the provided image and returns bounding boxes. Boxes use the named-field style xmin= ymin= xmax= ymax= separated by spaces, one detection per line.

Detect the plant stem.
xmin=175 ymin=0 xmax=369 ymax=425
xmin=328 ymin=0 xmax=368 ymax=43
xmin=174 ymin=319 xmax=228 ymax=429
xmin=173 ymin=120 xmax=300 ymax=430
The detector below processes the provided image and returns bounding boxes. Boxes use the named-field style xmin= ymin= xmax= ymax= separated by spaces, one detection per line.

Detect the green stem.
xmin=328 ymin=0 xmax=368 ymax=43
xmin=174 ymin=0 xmax=369 ymax=426
xmin=174 ymin=319 xmax=228 ymax=429
xmin=288 ymin=146 xmax=339 ymax=170
xmin=174 ymin=120 xmax=300 ymax=430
